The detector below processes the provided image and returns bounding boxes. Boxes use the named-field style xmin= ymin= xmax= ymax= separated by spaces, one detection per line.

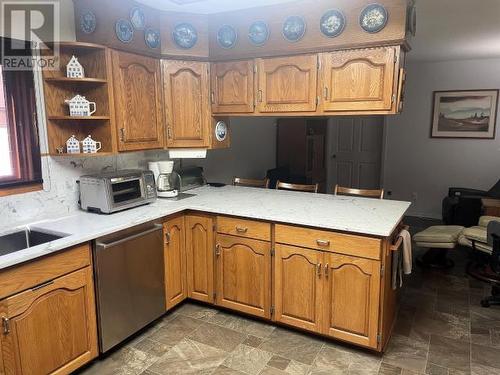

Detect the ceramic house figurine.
xmin=82 ymin=135 xmax=102 ymax=153
xmin=65 ymin=94 xmax=96 ymax=117
xmin=66 ymin=55 xmax=85 ymax=78
xmin=66 ymin=135 xmax=81 ymax=154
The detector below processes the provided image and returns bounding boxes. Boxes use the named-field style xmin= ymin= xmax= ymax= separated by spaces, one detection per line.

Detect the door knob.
xmin=331 ymin=154 xmax=337 ymax=159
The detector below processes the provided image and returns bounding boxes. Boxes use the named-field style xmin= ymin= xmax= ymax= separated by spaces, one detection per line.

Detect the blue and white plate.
xmin=320 ymin=9 xmax=345 ymax=38
xmin=248 ymin=21 xmax=269 ymax=46
xmin=217 ymin=25 xmax=238 ymax=49
xmin=173 ymin=23 xmax=198 ymax=49
xmin=145 ymin=28 xmax=160 ymax=49
xmin=282 ymin=16 xmax=306 ymax=42
xmin=115 ymin=19 xmax=134 ymax=43
xmin=130 ymin=7 xmax=146 ymax=30
xmin=215 ymin=121 xmax=228 ymax=142
xmin=360 ymin=4 xmax=388 ymax=33
xmin=80 ymin=10 xmax=96 ymax=34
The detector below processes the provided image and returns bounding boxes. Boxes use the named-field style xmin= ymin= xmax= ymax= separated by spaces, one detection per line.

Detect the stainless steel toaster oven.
xmin=79 ymin=170 xmax=157 ymax=214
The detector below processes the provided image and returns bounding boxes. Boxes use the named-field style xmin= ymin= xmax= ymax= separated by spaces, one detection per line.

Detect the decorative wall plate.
xmin=80 ymin=10 xmax=96 ymax=34
xmin=215 ymin=121 xmax=228 ymax=142
xmin=115 ymin=19 xmax=134 ymax=43
xmin=217 ymin=25 xmax=238 ymax=49
xmin=320 ymin=9 xmax=346 ymax=38
xmin=145 ymin=28 xmax=160 ymax=49
xmin=359 ymin=4 xmax=388 ymax=33
xmin=173 ymin=23 xmax=198 ymax=49
xmin=406 ymin=3 xmax=416 ymax=36
xmin=248 ymin=21 xmax=269 ymax=46
xmin=129 ymin=7 xmax=146 ymax=30
xmin=282 ymin=16 xmax=306 ymax=42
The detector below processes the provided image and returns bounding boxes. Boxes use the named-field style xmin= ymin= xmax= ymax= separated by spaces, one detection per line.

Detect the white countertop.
xmin=0 ymin=186 xmax=410 ymax=270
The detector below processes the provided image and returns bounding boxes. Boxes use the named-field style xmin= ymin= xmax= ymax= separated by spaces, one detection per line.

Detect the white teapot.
xmin=82 ymin=135 xmax=102 ymax=153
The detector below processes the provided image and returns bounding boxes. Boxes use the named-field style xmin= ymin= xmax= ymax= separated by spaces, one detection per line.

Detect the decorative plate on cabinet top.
xmin=359 ymin=4 xmax=388 ymax=33
xmin=282 ymin=16 xmax=306 ymax=42
xmin=320 ymin=9 xmax=346 ymax=38
xmin=129 ymin=6 xmax=146 ymax=30
xmin=80 ymin=10 xmax=96 ymax=34
xmin=217 ymin=25 xmax=238 ymax=49
xmin=406 ymin=2 xmax=417 ymax=36
xmin=115 ymin=19 xmax=134 ymax=43
xmin=145 ymin=28 xmax=160 ymax=49
xmin=172 ymin=23 xmax=198 ymax=49
xmin=215 ymin=121 xmax=228 ymax=142
xmin=248 ymin=21 xmax=269 ymax=46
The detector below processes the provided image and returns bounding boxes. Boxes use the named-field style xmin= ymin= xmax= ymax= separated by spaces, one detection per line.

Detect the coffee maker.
xmin=148 ymin=161 xmax=179 ymax=198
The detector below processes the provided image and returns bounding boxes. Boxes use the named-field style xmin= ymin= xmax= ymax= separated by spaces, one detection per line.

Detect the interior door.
xmin=163 ymin=216 xmax=187 ymax=310
xmin=320 ymin=47 xmax=396 ymax=112
xmin=323 ymin=253 xmax=381 ymax=348
xmin=163 ymin=60 xmax=210 ymax=148
xmin=111 ymin=50 xmax=164 ymax=151
xmin=274 ymin=244 xmax=323 ymax=333
xmin=185 ymin=214 xmax=215 ymax=303
xmin=326 ymin=116 xmax=384 ymax=192
xmin=211 ymin=60 xmax=255 ymax=113
xmin=215 ymin=234 xmax=271 ymax=318
xmin=257 ymin=55 xmax=318 ymax=113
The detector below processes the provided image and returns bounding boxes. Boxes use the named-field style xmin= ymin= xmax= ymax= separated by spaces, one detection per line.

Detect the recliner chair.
xmin=442 ymin=179 xmax=500 ymax=227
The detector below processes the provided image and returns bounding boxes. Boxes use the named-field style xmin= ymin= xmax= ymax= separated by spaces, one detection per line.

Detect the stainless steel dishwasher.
xmin=94 ymin=221 xmax=165 ymax=352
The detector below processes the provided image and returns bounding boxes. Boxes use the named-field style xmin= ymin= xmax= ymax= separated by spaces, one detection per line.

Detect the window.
xmin=0 ymin=38 xmax=42 ymax=191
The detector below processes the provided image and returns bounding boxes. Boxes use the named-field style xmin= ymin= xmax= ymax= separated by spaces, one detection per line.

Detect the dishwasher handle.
xmin=96 ymin=224 xmax=163 ymax=249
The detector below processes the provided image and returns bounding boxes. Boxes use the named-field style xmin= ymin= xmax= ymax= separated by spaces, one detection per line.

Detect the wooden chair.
xmin=233 ymin=177 xmax=270 ymax=188
xmin=334 ymin=185 xmax=384 ymax=199
xmin=276 ymin=180 xmax=319 ymax=193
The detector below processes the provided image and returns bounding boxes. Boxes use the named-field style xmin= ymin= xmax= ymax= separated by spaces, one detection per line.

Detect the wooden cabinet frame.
xmin=164 ymin=216 xmax=187 ymax=310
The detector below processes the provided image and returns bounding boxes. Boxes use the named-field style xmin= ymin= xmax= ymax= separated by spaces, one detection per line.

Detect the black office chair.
xmin=481 ymin=220 xmax=500 ymax=307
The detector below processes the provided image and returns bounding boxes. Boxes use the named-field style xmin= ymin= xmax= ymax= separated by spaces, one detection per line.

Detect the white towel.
xmin=400 ymin=229 xmax=412 ymax=275
xmin=392 ymin=229 xmax=413 ymax=290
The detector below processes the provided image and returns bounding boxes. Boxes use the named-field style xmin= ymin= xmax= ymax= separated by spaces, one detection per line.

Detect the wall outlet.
xmin=411 ymin=192 xmax=418 ymax=202
xmin=386 ymin=190 xmax=393 ymax=196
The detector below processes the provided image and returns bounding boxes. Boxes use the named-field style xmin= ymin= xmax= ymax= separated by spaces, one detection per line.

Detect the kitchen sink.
xmin=0 ymin=229 xmax=67 ymax=256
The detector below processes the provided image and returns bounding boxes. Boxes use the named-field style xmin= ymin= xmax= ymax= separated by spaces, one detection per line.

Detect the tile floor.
xmin=78 ymin=217 xmax=500 ymax=375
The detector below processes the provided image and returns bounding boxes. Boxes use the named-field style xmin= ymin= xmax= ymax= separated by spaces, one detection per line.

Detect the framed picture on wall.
xmin=431 ymin=89 xmax=499 ymax=139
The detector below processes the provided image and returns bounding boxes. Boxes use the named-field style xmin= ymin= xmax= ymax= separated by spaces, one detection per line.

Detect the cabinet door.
xmin=216 ymin=234 xmax=271 ymax=318
xmin=323 ymin=253 xmax=381 ymax=348
xmin=0 ymin=267 xmax=98 ymax=375
xmin=274 ymin=244 xmax=323 ymax=332
xmin=257 ymin=55 xmax=318 ymax=113
xmin=111 ymin=50 xmax=164 ymax=151
xmin=163 ymin=60 xmax=210 ymax=148
xmin=185 ymin=214 xmax=215 ymax=303
xmin=211 ymin=60 xmax=254 ymax=113
xmin=164 ymin=217 xmax=187 ymax=310
xmin=320 ymin=47 xmax=396 ymax=112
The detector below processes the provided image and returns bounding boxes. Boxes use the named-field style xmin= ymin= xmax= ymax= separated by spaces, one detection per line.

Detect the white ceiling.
xmin=136 ymin=0 xmax=500 ymax=62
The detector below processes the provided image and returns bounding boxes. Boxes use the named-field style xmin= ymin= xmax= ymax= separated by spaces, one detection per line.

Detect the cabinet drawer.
xmin=217 ymin=216 xmax=271 ymax=241
xmin=0 ymin=243 xmax=91 ymax=300
xmin=275 ymin=225 xmax=381 ymax=260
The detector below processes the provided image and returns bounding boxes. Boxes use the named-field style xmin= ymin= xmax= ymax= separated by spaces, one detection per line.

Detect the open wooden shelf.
xmin=48 ymin=116 xmax=110 ymax=121
xmin=45 ymin=77 xmax=107 ymax=84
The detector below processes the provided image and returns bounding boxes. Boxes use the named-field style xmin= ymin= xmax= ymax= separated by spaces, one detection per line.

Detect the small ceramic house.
xmin=66 ymin=135 xmax=81 ymax=154
xmin=65 ymin=94 xmax=96 ymax=117
xmin=82 ymin=135 xmax=102 ymax=153
xmin=66 ymin=55 xmax=85 ymax=78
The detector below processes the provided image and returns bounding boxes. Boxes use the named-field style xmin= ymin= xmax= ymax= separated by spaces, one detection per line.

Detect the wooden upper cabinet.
xmin=256 ymin=55 xmax=318 ymax=113
xmin=163 ymin=217 xmax=187 ymax=310
xmin=211 ymin=60 xmax=255 ymax=114
xmin=215 ymin=234 xmax=271 ymax=318
xmin=323 ymin=254 xmax=381 ymax=348
xmin=0 ymin=267 xmax=98 ymax=375
xmin=162 ymin=60 xmax=211 ymax=148
xmin=320 ymin=47 xmax=397 ymax=112
xmin=274 ymin=244 xmax=323 ymax=332
xmin=111 ymin=50 xmax=164 ymax=151
xmin=185 ymin=214 xmax=215 ymax=303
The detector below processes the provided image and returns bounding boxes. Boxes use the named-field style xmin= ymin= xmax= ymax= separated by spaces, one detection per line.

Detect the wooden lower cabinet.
xmin=215 ymin=234 xmax=271 ymax=318
xmin=323 ymin=254 xmax=381 ymax=348
xmin=0 ymin=266 xmax=98 ymax=375
xmin=185 ymin=214 xmax=215 ymax=303
xmin=164 ymin=216 xmax=187 ymax=310
xmin=274 ymin=244 xmax=323 ymax=332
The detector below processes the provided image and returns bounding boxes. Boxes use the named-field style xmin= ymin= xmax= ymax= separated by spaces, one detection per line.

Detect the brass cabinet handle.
xmin=165 ymin=232 xmax=170 ymax=245
xmin=2 ymin=317 xmax=9 ymax=335
xmin=215 ymin=244 xmax=221 ymax=257
xmin=235 ymin=226 xmax=248 ymax=233
xmin=324 ymin=87 xmax=329 ymax=100
xmin=167 ymin=127 xmax=173 ymax=139
xmin=211 ymin=92 xmax=215 ymax=104
xmin=324 ymin=263 xmax=329 ymax=279
xmin=316 ymin=239 xmax=330 ymax=247
xmin=119 ymin=128 xmax=125 ymax=142
xmin=258 ymin=89 xmax=263 ymax=103
xmin=317 ymin=263 xmax=322 ymax=277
